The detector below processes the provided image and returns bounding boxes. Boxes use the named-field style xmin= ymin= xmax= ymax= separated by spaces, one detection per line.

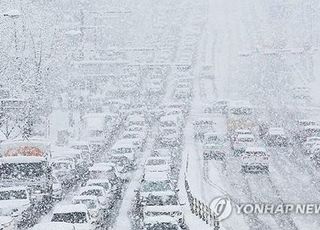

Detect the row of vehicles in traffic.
xmin=198 ymin=98 xmax=320 ymax=173
xmin=135 ymin=101 xmax=190 ymax=230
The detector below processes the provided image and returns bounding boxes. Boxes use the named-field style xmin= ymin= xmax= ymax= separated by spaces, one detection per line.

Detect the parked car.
xmin=144 ymin=157 xmax=171 ymax=173
xmin=265 ymin=127 xmax=288 ymax=147
xmin=0 ymin=186 xmax=31 ymax=223
xmin=51 ymin=204 xmax=95 ymax=230
xmin=72 ymin=196 xmax=103 ymax=223
xmin=78 ymin=186 xmax=110 ymax=208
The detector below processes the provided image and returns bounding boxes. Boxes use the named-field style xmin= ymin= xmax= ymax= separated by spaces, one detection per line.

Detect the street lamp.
xmin=3 ymin=9 xmax=21 ymax=52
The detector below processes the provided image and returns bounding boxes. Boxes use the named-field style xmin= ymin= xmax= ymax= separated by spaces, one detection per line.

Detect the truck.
xmin=0 ymin=138 xmax=53 ymax=202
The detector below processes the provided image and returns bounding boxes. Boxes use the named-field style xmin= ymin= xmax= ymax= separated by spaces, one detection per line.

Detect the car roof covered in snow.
xmin=0 ymin=186 xmax=28 ymax=192
xmin=144 ymin=215 xmax=178 ymax=224
xmin=1 ymin=138 xmax=50 ymax=146
xmin=51 ymin=146 xmax=82 ymax=157
xmin=86 ymin=178 xmax=111 ymax=184
xmin=303 ymin=125 xmax=320 ymax=130
xmin=89 ymin=163 xmax=114 ymax=172
xmin=127 ymin=115 xmax=145 ymax=121
xmin=245 ymin=147 xmax=266 ymax=152
xmin=193 ymin=117 xmax=215 ymax=123
xmin=32 ymin=222 xmax=76 ymax=230
xmin=144 ymin=171 xmax=169 ymax=181
xmin=268 ymin=127 xmax=285 ymax=134
xmin=144 ymin=204 xmax=181 ymax=213
xmin=53 ymin=204 xmax=88 ymax=214
xmin=79 ymin=186 xmax=105 ymax=194
xmin=0 ymin=156 xmax=46 ymax=164
xmin=68 ymin=141 xmax=89 ymax=146
xmin=112 ymin=139 xmax=136 ymax=148
xmin=236 ymin=134 xmax=255 ymax=139
xmin=146 ymin=156 xmax=170 ymax=162
xmin=72 ymin=195 xmax=99 ymax=202
xmin=235 ymin=129 xmax=251 ymax=133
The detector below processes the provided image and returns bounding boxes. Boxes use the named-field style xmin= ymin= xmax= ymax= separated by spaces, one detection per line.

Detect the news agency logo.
xmin=209 ymin=196 xmax=320 ymax=221
xmin=209 ymin=196 xmax=233 ymax=220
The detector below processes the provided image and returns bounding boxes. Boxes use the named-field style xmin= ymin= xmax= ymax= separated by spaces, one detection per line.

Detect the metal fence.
xmin=184 ymin=178 xmax=220 ymax=229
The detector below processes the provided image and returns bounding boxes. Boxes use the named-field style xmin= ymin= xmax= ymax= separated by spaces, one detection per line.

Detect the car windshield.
xmin=245 ymin=151 xmax=266 ymax=157
xmin=73 ymin=199 xmax=97 ymax=209
xmin=53 ymin=162 xmax=71 ymax=170
xmin=81 ymin=189 xmax=103 ymax=197
xmin=123 ymin=134 xmax=139 ymax=139
xmin=0 ymin=189 xmax=28 ymax=200
xmin=147 ymin=159 xmax=166 ymax=166
xmin=230 ymin=107 xmax=252 ymax=115
xmin=142 ymin=181 xmax=171 ymax=192
xmin=145 ymin=195 xmax=178 ymax=206
xmin=89 ymin=182 xmax=110 ymax=190
xmin=113 ymin=148 xmax=132 ymax=154
xmin=162 ymin=129 xmax=176 ymax=135
xmin=51 ymin=212 xmax=87 ymax=224
xmin=71 ymin=145 xmax=89 ymax=151
xmin=89 ymin=170 xmax=115 ymax=180
xmin=0 ymin=162 xmax=47 ymax=179
xmin=238 ymin=138 xmax=254 ymax=142
xmin=145 ymin=223 xmax=179 ymax=230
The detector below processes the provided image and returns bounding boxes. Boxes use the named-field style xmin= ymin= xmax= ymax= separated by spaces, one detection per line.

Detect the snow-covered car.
xmin=298 ymin=125 xmax=320 ymax=143
xmin=164 ymin=108 xmax=185 ymax=122
xmin=0 ymin=186 xmax=31 ymax=223
xmin=152 ymin=148 xmax=172 ymax=158
xmin=109 ymin=140 xmax=137 ymax=168
xmin=174 ymin=87 xmax=192 ymax=100
xmin=303 ymin=136 xmax=320 ymax=154
xmin=72 ymin=196 xmax=103 ymax=223
xmin=242 ymin=147 xmax=269 ymax=173
xmin=51 ymin=204 xmax=95 ymax=230
xmin=126 ymin=125 xmax=148 ymax=138
xmin=265 ymin=127 xmax=288 ymax=147
xmin=159 ymin=115 xmax=182 ymax=130
xmin=52 ymin=175 xmax=63 ymax=200
xmin=143 ymin=216 xmax=182 ymax=230
xmin=88 ymin=163 xmax=121 ymax=186
xmin=158 ymin=127 xmax=181 ymax=147
xmin=125 ymin=115 xmax=146 ymax=127
xmin=193 ymin=118 xmax=215 ymax=140
xmin=0 ymin=216 xmax=16 ymax=230
xmin=212 ymin=99 xmax=229 ymax=114
xmin=232 ymin=134 xmax=255 ymax=155
xmin=32 ymin=222 xmax=75 ymax=230
xmin=142 ymin=192 xmax=185 ymax=225
xmin=0 ymin=156 xmax=52 ymax=202
xmin=51 ymin=158 xmax=77 ymax=186
xmin=78 ymin=186 xmax=110 ymax=208
xmin=232 ymin=129 xmax=252 ymax=141
xmin=144 ymin=157 xmax=171 ymax=173
xmin=202 ymin=132 xmax=227 ymax=160
xmin=139 ymin=172 xmax=176 ymax=205
xmin=120 ymin=131 xmax=146 ymax=151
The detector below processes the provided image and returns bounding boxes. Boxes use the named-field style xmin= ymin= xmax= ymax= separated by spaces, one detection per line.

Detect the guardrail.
xmin=184 ymin=178 xmax=220 ymax=229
